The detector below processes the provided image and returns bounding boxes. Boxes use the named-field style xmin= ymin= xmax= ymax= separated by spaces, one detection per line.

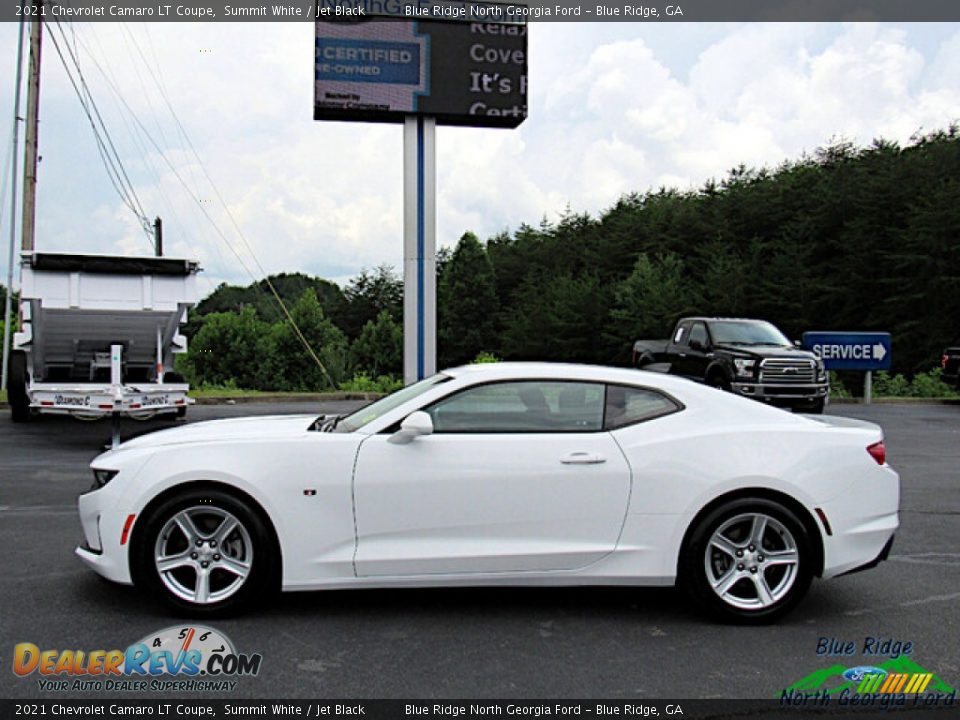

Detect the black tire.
xmin=796 ymin=398 xmax=825 ymax=414
xmin=8 ymin=350 xmax=31 ymax=423
xmin=680 ymin=498 xmax=813 ymax=624
xmin=635 ymin=353 xmax=654 ymax=369
xmin=132 ymin=487 xmax=279 ymax=616
xmin=706 ymin=371 xmax=731 ymax=392
xmin=175 ymin=406 xmax=187 ymax=418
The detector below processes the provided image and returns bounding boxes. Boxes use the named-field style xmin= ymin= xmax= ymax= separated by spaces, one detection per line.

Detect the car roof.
xmin=442 ymin=361 xmax=699 ymax=393
xmin=680 ymin=317 xmax=771 ymax=323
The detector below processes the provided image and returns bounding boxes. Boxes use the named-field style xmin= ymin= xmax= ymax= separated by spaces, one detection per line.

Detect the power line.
xmin=44 ymin=20 xmax=155 ymax=249
xmin=70 ymin=28 xmax=337 ymax=388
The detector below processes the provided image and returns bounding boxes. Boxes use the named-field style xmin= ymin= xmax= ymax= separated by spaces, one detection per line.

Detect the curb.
xmin=191 ymin=392 xmax=383 ymax=405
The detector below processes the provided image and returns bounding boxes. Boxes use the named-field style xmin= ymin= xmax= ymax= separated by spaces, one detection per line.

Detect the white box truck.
xmin=7 ymin=252 xmax=200 ymax=423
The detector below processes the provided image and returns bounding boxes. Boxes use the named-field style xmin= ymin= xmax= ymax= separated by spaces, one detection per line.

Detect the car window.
xmin=426 ymin=381 xmax=606 ymax=433
xmin=689 ymin=322 xmax=708 ymax=347
xmin=337 ymin=374 xmax=452 ymax=432
xmin=604 ymin=385 xmax=681 ymax=430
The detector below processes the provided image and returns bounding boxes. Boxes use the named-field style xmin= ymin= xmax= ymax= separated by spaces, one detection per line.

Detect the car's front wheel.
xmin=133 ymin=488 xmax=277 ymax=615
xmin=681 ymin=498 xmax=813 ymax=623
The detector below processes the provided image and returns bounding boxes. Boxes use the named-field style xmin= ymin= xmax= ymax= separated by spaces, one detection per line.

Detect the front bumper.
xmin=77 ymin=483 xmax=134 ymax=585
xmin=75 ymin=544 xmax=133 ymax=584
xmin=730 ymin=381 xmax=829 ymax=401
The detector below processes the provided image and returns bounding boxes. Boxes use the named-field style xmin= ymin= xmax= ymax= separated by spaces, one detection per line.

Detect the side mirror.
xmin=689 ymin=339 xmax=705 ymax=351
xmin=793 ymin=340 xmax=802 ymax=348
xmin=388 ymin=411 xmax=434 ymax=445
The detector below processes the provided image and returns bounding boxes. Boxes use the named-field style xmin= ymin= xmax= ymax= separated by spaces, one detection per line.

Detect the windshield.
xmin=336 ymin=374 xmax=452 ymax=432
xmin=710 ymin=321 xmax=791 ymax=346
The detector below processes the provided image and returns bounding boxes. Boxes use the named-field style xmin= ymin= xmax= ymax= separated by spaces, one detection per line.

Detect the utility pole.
xmin=2 ymin=14 xmax=27 ymax=391
xmin=154 ymin=217 xmax=163 ymax=257
xmin=20 ymin=6 xmax=42 ymax=254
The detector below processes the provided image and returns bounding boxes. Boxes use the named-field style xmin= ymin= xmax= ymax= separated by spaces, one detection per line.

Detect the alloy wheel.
xmin=153 ymin=506 xmax=253 ymax=605
xmin=703 ymin=512 xmax=799 ymax=610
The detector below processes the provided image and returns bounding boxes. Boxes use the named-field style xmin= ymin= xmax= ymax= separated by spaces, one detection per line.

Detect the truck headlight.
xmin=733 ymin=359 xmax=756 ymax=377
xmin=815 ymin=359 xmax=827 ymax=380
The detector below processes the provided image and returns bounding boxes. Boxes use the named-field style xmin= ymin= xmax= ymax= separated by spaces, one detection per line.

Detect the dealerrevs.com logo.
xmin=12 ymin=625 xmax=262 ymax=692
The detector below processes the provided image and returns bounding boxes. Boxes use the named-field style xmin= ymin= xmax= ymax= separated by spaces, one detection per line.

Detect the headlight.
xmin=815 ymin=358 xmax=827 ymax=378
xmin=91 ymin=469 xmax=118 ymax=490
xmin=733 ymin=359 xmax=756 ymax=377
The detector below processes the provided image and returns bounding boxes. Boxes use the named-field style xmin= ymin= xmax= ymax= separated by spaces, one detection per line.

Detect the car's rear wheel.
xmin=681 ymin=498 xmax=812 ymax=623
xmin=134 ymin=488 xmax=277 ymax=615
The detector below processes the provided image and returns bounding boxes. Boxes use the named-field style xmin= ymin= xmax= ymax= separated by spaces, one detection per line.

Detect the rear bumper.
xmin=28 ymin=383 xmax=192 ymax=416
xmin=838 ymin=535 xmax=895 ymax=577
xmin=819 ymin=463 xmax=900 ymax=579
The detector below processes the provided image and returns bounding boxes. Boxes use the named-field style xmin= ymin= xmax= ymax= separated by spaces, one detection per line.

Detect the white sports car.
xmin=76 ymin=363 xmax=899 ymax=622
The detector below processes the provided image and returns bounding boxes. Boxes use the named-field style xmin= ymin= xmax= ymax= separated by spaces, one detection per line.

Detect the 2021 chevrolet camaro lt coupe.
xmin=76 ymin=363 xmax=899 ymax=622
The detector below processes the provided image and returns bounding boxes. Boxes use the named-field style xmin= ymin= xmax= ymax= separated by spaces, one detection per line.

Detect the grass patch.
xmin=189 ymin=387 xmax=273 ymax=398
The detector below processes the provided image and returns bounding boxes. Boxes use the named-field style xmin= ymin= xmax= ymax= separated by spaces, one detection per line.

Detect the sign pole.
xmin=403 ymin=115 xmax=436 ymax=385
xmin=864 ymin=370 xmax=872 ymax=405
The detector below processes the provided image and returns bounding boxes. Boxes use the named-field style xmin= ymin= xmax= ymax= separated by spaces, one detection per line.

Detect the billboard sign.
xmin=802 ymin=332 xmax=892 ymax=371
xmin=314 ymin=15 xmax=528 ymax=127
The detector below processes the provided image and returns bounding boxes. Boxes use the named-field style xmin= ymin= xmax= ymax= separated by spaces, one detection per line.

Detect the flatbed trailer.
xmin=8 ymin=252 xmax=200 ymax=425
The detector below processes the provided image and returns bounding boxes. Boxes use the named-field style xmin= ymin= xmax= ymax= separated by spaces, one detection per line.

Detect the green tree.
xmin=607 ymin=253 xmax=697 ymax=357
xmin=339 ymin=265 xmax=403 ymax=339
xmin=262 ymin=289 xmax=350 ymax=391
xmin=438 ymin=232 xmax=499 ymax=367
xmin=182 ymin=307 xmax=268 ymax=389
xmin=500 ymin=272 xmax=608 ymax=363
xmin=350 ymin=310 xmax=403 ymax=377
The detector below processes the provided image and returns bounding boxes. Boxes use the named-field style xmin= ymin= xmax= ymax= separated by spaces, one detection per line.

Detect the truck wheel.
xmin=796 ymin=398 xmax=825 ymax=415
xmin=707 ymin=372 xmax=731 ymax=392
xmin=8 ymin=351 xmax=31 ymax=423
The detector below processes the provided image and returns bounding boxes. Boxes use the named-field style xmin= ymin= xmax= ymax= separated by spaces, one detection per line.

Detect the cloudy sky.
xmin=0 ymin=21 xmax=958 ymax=296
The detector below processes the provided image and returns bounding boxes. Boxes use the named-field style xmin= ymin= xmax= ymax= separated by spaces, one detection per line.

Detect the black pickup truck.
xmin=942 ymin=346 xmax=960 ymax=388
xmin=633 ymin=317 xmax=829 ymax=413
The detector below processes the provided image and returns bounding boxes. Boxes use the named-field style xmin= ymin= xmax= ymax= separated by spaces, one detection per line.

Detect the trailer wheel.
xmin=8 ymin=351 xmax=31 ymax=423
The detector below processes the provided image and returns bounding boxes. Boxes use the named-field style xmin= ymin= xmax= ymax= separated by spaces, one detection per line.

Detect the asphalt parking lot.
xmin=1 ymin=401 xmax=958 ymax=699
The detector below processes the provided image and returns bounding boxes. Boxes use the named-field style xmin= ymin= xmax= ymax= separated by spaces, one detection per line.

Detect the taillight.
xmin=867 ymin=441 xmax=886 ymax=465
xmin=943 ymin=354 xmax=950 ymax=369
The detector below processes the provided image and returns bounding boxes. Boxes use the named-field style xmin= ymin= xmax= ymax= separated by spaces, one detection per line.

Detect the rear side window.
xmin=673 ymin=324 xmax=689 ymax=344
xmin=689 ymin=322 xmax=709 ymax=347
xmin=604 ymin=385 xmax=681 ymax=430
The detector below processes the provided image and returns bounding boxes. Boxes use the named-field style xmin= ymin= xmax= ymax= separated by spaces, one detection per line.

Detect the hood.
xmin=118 ymin=414 xmax=320 ymax=450
xmin=713 ymin=344 xmax=819 ymax=360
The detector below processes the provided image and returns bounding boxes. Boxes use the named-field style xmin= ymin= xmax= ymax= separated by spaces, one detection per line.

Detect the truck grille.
xmin=760 ymin=359 xmax=816 ymax=384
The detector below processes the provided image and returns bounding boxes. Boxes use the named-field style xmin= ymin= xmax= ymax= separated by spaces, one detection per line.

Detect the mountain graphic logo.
xmin=781 ymin=656 xmax=955 ymax=697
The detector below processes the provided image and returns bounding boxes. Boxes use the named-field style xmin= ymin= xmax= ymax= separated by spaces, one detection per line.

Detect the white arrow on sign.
xmin=873 ymin=343 xmax=887 ymax=362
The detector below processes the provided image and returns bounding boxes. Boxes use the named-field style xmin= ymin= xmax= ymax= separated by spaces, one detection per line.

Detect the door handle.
xmin=678 ymin=352 xmax=687 ymax=358
xmin=560 ymin=452 xmax=607 ymax=465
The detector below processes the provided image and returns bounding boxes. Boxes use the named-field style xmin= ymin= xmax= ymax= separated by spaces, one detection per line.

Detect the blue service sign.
xmin=802 ymin=332 xmax=892 ymax=371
